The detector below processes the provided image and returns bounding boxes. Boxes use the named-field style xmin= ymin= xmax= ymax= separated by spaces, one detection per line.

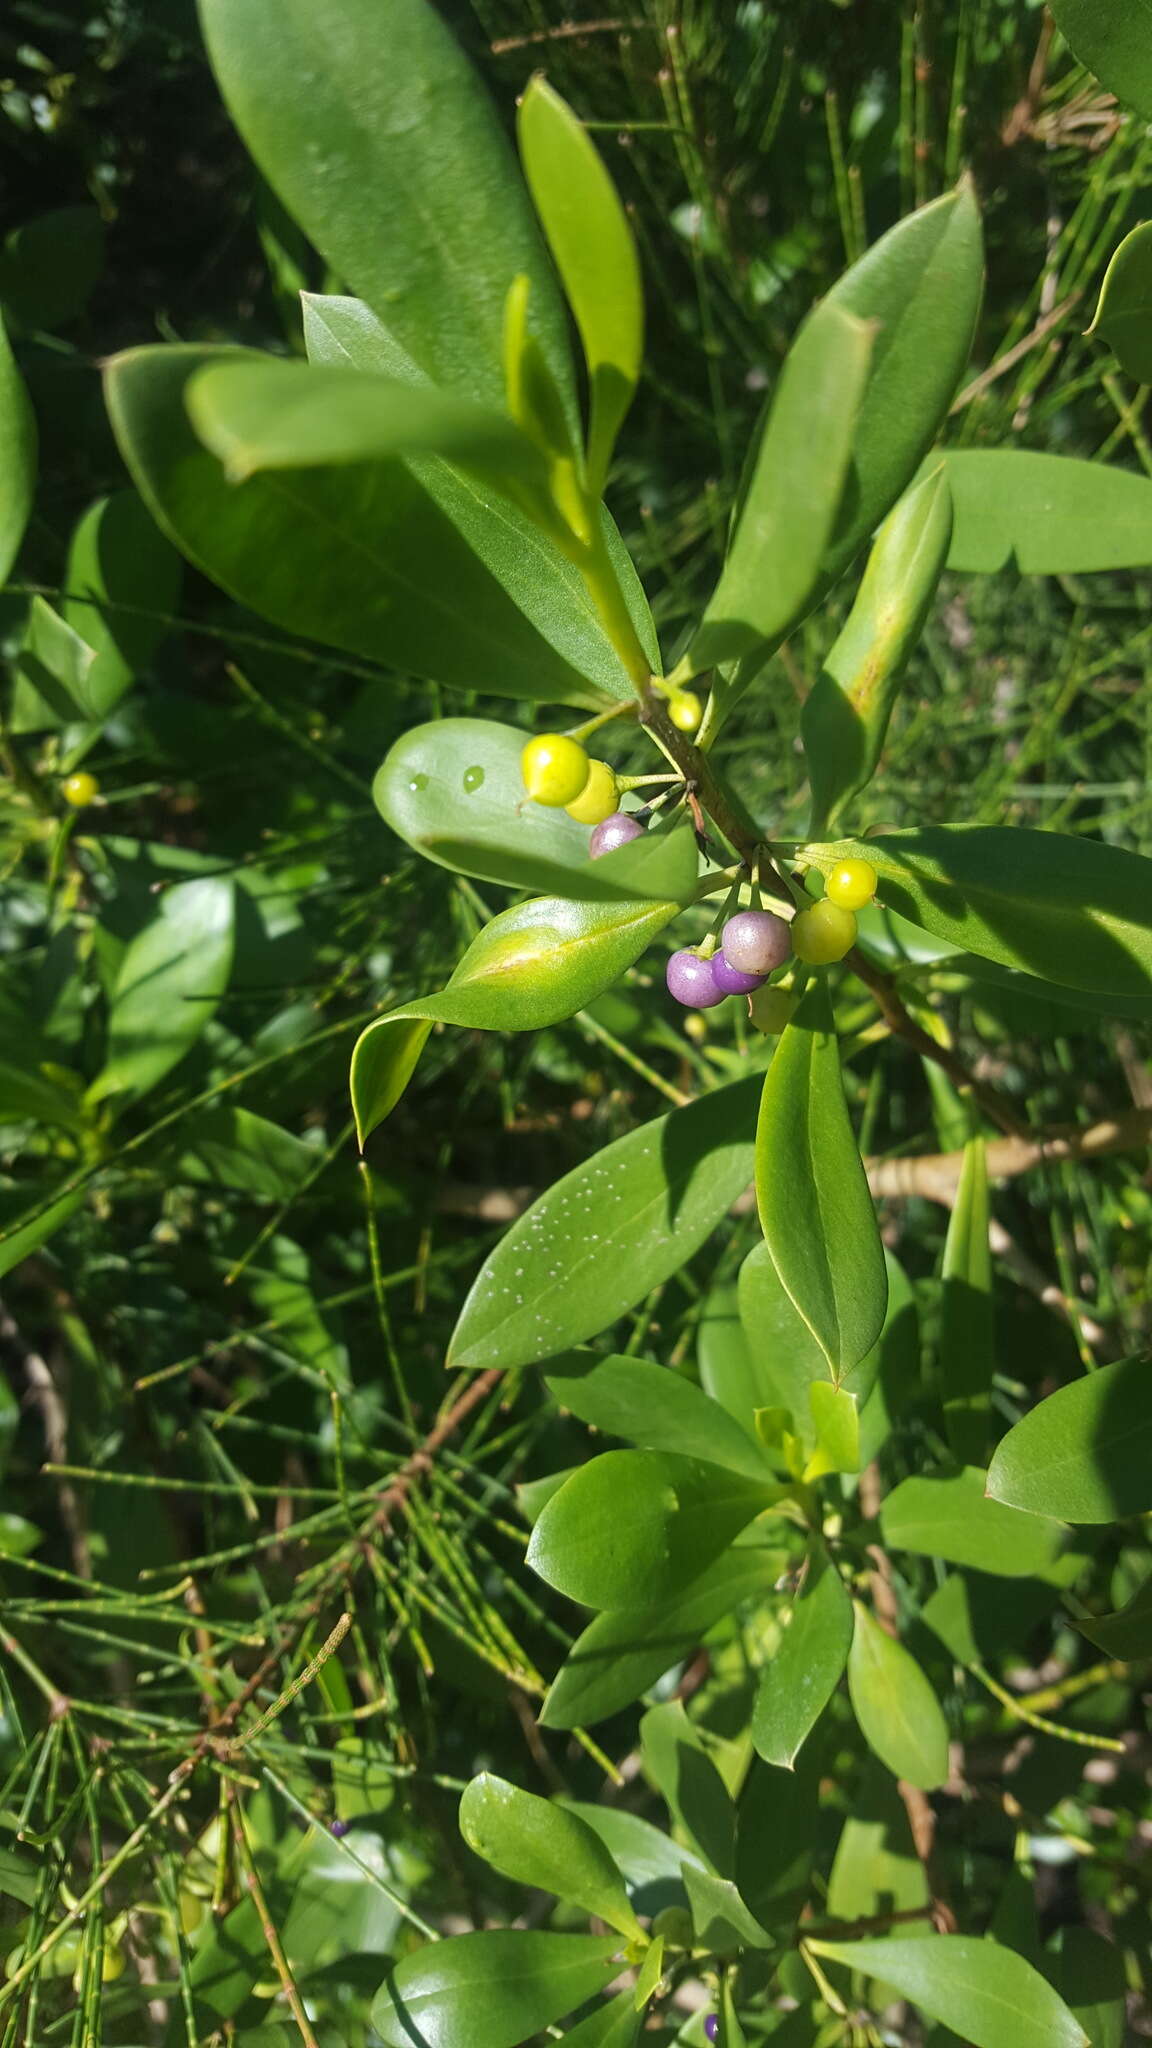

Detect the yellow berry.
xmin=521 ymin=733 xmax=590 ymax=807
xmin=791 ymin=900 xmax=857 ymax=965
xmin=824 ymin=857 xmax=877 ymax=911
xmin=61 ymin=771 xmax=99 ymax=807
xmin=565 ymin=758 xmax=618 ymax=824
xmin=748 ymin=986 xmax=796 ymax=1035
xmin=667 ymin=689 xmax=702 ymax=734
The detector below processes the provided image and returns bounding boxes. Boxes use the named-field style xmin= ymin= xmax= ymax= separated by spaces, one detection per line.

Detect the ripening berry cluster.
xmin=521 ymin=733 xmax=878 ymax=1022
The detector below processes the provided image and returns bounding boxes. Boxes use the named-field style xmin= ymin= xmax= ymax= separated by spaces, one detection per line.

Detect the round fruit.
xmin=748 ymin=986 xmax=796 ymax=1035
xmin=710 ymin=953 xmax=765 ymax=997
xmin=791 ymin=900 xmax=856 ymax=964
xmin=705 ymin=2019 xmax=719 ymax=2045
xmin=521 ymin=733 xmax=590 ymax=807
xmin=824 ymin=857 xmax=877 ymax=910
xmin=721 ymin=909 xmax=791 ymax=976
xmin=565 ymin=758 xmax=618 ymax=824
xmin=667 ymin=689 xmax=702 ymax=733
xmin=589 ymin=811 xmax=644 ymax=859
xmin=666 ymin=949 xmax=725 ymax=1009
xmin=61 ymin=771 xmax=99 ymax=807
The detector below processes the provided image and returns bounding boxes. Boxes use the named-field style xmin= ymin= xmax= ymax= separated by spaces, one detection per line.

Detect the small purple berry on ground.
xmin=721 ymin=908 xmax=791 ymax=976
xmin=589 ymin=811 xmax=645 ymax=859
xmin=666 ymin=950 xmax=726 ymax=1009
xmin=710 ymin=952 xmax=765 ymax=996
xmin=705 ymin=2018 xmax=719 ymax=2043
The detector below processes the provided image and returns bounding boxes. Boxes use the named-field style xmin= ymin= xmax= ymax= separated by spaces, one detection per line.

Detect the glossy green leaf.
xmin=802 ymin=466 xmax=952 ymax=834
xmin=802 ymin=827 xmax=1152 ymax=998
xmin=806 ymin=1934 xmax=1089 ymax=2048
xmin=448 ymin=1074 xmax=761 ymax=1373
xmin=937 ymin=449 xmax=1152 ymax=574
xmin=681 ymin=1864 xmax=772 ymax=1952
xmin=805 ymin=1382 xmax=860 ymax=1478
xmin=540 ymin=1543 xmax=785 ymax=1729
xmin=823 ymin=180 xmax=984 ymax=579
xmin=881 ymin=1467 xmax=1064 ymax=1578
xmin=0 ymin=206 xmax=104 ymax=330
xmin=827 ymin=1766 xmax=929 ymax=1925
xmin=459 ymin=1774 xmax=641 ymax=1937
xmin=1049 ymin=1927 xmax=1127 ymax=2048
xmin=62 ymin=491 xmax=182 ymax=721
xmin=755 ymin=979 xmax=887 ymax=1379
xmin=1049 ymin=0 xmax=1152 ymax=122
xmin=371 ymin=1930 xmax=622 ymax=2048
xmin=561 ymin=1990 xmax=643 ymax=2045
xmin=1077 ymin=1571 xmax=1152 ymax=1658
xmin=88 ymin=877 xmax=235 ymax=1106
xmin=175 ymin=1105 xmax=320 ymax=1202
xmin=374 ymin=720 xmax=695 ymax=899
xmin=698 ymin=1283 xmax=778 ymax=1429
xmin=198 ymin=0 xmax=575 ymax=414
xmin=527 ymin=1449 xmax=778 ymax=1610
xmin=847 ymin=1602 xmax=949 ymax=1790
xmin=688 ymin=300 xmax=872 ymax=670
xmin=737 ymin=1242 xmax=832 ymax=1435
xmin=545 ymin=1352 xmax=771 ymax=1482
xmin=10 ymin=597 xmax=96 ymax=731
xmin=563 ymin=1802 xmax=701 ymax=1903
xmin=518 ymin=78 xmax=642 ymax=493
xmin=940 ymin=1137 xmax=994 ymax=1465
xmin=752 ymin=1544 xmax=852 ymax=1768
xmin=105 ymin=345 xmax=619 ymax=711
xmin=0 ymin=1058 xmax=85 ymax=1132
xmin=303 ymin=290 xmax=658 ymax=687
xmin=0 ymin=1182 xmax=86 ymax=1280
xmin=1087 ymin=220 xmax=1152 ymax=382
xmin=0 ymin=311 xmax=35 ymax=589
xmin=640 ymin=1701 xmax=735 ymax=1875
xmin=351 ymin=890 xmax=680 ymax=1146
xmin=987 ymin=1354 xmax=1152 ymax=1523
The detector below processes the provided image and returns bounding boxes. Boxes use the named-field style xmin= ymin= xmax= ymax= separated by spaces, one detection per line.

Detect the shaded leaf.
xmin=0 ymin=206 xmax=104 ymax=330
xmin=940 ymin=1138 xmax=994 ymax=1465
xmin=806 ymin=1934 xmax=1088 ymax=2048
xmin=175 ymin=1105 xmax=320 ymax=1202
xmin=752 ymin=1545 xmax=852 ymax=1769
xmin=561 ymin=1989 xmax=643 ymax=2045
xmin=1048 ymin=0 xmax=1152 ymax=123
xmin=459 ymin=1774 xmax=641 ymax=1936
xmin=681 ymin=1863 xmax=772 ymax=1953
xmin=0 ymin=310 xmax=35 ymax=588
xmin=1087 ymin=220 xmax=1152 ymax=383
xmin=827 ymin=1766 xmax=929 ymax=1925
xmin=847 ymin=1602 xmax=949 ymax=1791
xmin=371 ymin=1930 xmax=622 ymax=2048
xmin=987 ymin=1354 xmax=1152 ymax=1523
xmin=88 ymin=877 xmax=235 ymax=1106
xmin=545 ymin=1351 xmax=771 ymax=1481
xmin=805 ymin=1382 xmax=859 ymax=1478
xmin=1049 ymin=1926 xmax=1126 ymax=2048
xmin=640 ymin=1701 xmax=735 ymax=1876
xmin=938 ymin=449 xmax=1152 ymax=574
xmin=881 ymin=1467 xmax=1064 ymax=1579
xmin=736 ymin=1753 xmax=820 ymax=1932
xmin=1077 ymin=1571 xmax=1152 ymax=1659
xmin=62 ymin=491 xmax=182 ymax=721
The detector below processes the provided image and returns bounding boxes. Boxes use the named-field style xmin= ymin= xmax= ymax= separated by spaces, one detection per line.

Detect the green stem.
xmin=971 ymin=1661 xmax=1126 ymax=1753
xmin=576 ymin=524 xmax=653 ymax=691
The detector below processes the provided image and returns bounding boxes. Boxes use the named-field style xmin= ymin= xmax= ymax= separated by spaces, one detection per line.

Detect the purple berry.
xmin=705 ymin=2019 xmax=719 ymax=2044
xmin=330 ymin=1818 xmax=350 ymax=1838
xmin=721 ymin=909 xmax=791 ymax=977
xmin=710 ymin=952 xmax=766 ymax=997
xmin=666 ymin=950 xmax=725 ymax=1009
xmin=589 ymin=811 xmax=645 ymax=859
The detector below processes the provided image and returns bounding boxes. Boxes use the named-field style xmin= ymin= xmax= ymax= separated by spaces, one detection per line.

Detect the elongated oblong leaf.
xmin=351 ymin=890 xmax=680 ymax=1145
xmin=1048 ymin=0 xmax=1152 ymax=123
xmin=527 ymin=1449 xmax=778 ymax=1610
xmin=562 ymin=1990 xmax=643 ymax=2045
xmin=88 ymin=878 xmax=235 ymax=1106
xmin=880 ymin=1466 xmax=1064 ymax=1578
xmin=755 ymin=980 xmax=887 ymax=1379
xmin=198 ymin=0 xmax=575 ymax=414
xmin=459 ymin=1775 xmax=640 ymax=1936
xmin=803 ymin=826 xmax=1152 ymax=998
xmin=940 ymin=1137 xmax=994 ymax=1466
xmin=986 ymin=1354 xmax=1152 ymax=1523
xmin=737 ymin=1241 xmax=832 ymax=1434
xmin=640 ymin=1701 xmax=735 ymax=1875
xmin=105 ymin=345 xmax=620 ymax=710
xmin=807 ymin=1934 xmax=1088 ymax=2048
xmin=847 ymin=1602 xmax=949 ymax=1791
xmin=1087 ymin=221 xmax=1152 ymax=382
xmin=0 ymin=311 xmax=35 ymax=588
xmin=448 ymin=1074 xmax=761 ymax=1373
xmin=371 ymin=1930 xmax=621 ymax=2048
xmin=545 ymin=1352 xmax=771 ymax=1481
xmin=689 ymin=300 xmax=872 ymax=670
xmin=752 ymin=1543 xmax=852 ymax=1768
xmin=937 ymin=449 xmax=1152 ymax=574
xmin=62 ymin=492 xmax=181 ymax=720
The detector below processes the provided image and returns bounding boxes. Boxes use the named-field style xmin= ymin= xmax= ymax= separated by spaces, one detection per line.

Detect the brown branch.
xmin=847 ymin=949 xmax=1030 ymax=1138
xmin=491 ymin=17 xmax=642 ymax=53
xmin=866 ymin=1106 xmax=1152 ymax=1203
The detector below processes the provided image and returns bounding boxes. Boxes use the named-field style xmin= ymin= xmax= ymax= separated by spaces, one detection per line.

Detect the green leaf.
xmin=752 ymin=1543 xmax=852 ymax=1769
xmin=459 ymin=1774 xmax=641 ymax=1937
xmin=10 ymin=597 xmax=96 ymax=731
xmin=350 ymin=890 xmax=681 ymax=1146
xmin=939 ymin=1137 xmax=994 ymax=1465
xmin=544 ymin=1352 xmax=772 ymax=1482
xmin=0 ymin=205 xmax=104 ymax=330
xmin=526 ymin=1449 xmax=778 ymax=1610
xmin=1086 ymin=220 xmax=1152 ymax=382
xmin=561 ymin=1990 xmax=643 ymax=2045
xmin=921 ymin=1569 xmax=1067 ymax=1669
xmin=880 ymin=1467 xmax=1065 ymax=1578
xmin=447 ymin=1074 xmax=762 ymax=1373
xmin=88 ymin=877 xmax=235 ymax=1107
xmin=736 ymin=1243 xmax=831 ymax=1435
xmin=822 ymin=179 xmax=983 ymax=581
xmin=563 ymin=1802 xmax=702 ymax=1902
xmin=62 ymin=492 xmax=182 ymax=721
xmin=805 ymin=1382 xmax=860 ymax=1478
xmin=846 ymin=1602 xmax=949 ymax=1791
xmin=688 ymin=300 xmax=873 ymax=670
xmin=0 ymin=310 xmax=35 ymax=588
xmin=303 ymin=290 xmax=658 ymax=688
xmin=735 ymin=1753 xmax=820 ymax=1932
xmin=827 ymin=1766 xmax=929 ymax=1925
xmin=681 ymin=1864 xmax=772 ymax=1953
xmin=1048 ymin=0 xmax=1152 ymax=122
xmin=802 ymin=827 xmax=1152 ymax=999
xmin=540 ymin=1543 xmax=785 ymax=1729
xmin=936 ymin=450 xmax=1152 ymax=574
xmin=105 ymin=345 xmax=619 ymax=711
xmin=175 ymin=1105 xmax=320 ymax=1202
xmin=857 ymin=1251 xmax=921 ymax=1467
xmin=0 ymin=1181 xmax=86 ymax=1280
xmin=754 ymin=979 xmax=887 ymax=1380
xmin=1077 ymin=1571 xmax=1152 ymax=1658
xmin=986 ymin=1354 xmax=1152 ymax=1523
xmin=802 ymin=466 xmax=952 ymax=833
xmin=640 ymin=1701 xmax=735 ymax=1875
xmin=198 ymin=0 xmax=575 ymax=414
xmin=374 ymin=721 xmax=695 ymax=900
xmin=518 ymin=78 xmax=643 ymax=493
xmin=371 ymin=1930 xmax=622 ymax=2048
xmin=698 ymin=1282 xmax=780 ymax=1430
xmin=805 ymin=1934 xmax=1089 ymax=2048
xmin=1049 ymin=1927 xmax=1127 ymax=2048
